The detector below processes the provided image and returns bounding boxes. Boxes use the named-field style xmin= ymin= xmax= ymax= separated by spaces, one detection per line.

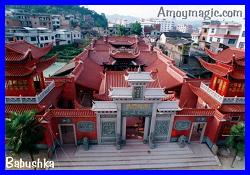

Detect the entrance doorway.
xmin=59 ymin=124 xmax=77 ymax=145
xmin=189 ymin=122 xmax=207 ymax=143
xmin=126 ymin=117 xmax=145 ymax=140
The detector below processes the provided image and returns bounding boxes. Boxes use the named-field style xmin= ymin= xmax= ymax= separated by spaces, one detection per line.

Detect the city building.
xmin=5 ymin=36 xmax=244 ymax=158
xmin=155 ymin=19 xmax=176 ymax=32
xmin=51 ymin=15 xmax=61 ymax=29
xmin=5 ymin=27 xmax=56 ymax=48
xmin=55 ymin=29 xmax=79 ymax=45
xmin=198 ymin=20 xmax=242 ymax=52
xmin=236 ymin=20 xmax=245 ymax=50
xmin=177 ymin=24 xmax=193 ymax=34
xmin=191 ymin=32 xmax=200 ymax=44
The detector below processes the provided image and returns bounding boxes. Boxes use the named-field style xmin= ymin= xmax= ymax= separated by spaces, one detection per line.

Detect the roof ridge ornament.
xmin=138 ymin=65 xmax=141 ymax=73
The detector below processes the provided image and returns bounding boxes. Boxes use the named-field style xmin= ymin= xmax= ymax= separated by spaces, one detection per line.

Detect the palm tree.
xmin=6 ymin=110 xmax=45 ymax=170
xmin=226 ymin=122 xmax=245 ymax=168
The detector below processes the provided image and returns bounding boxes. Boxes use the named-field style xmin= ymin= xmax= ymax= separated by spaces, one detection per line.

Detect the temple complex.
xmin=5 ymin=36 xmax=245 ymax=156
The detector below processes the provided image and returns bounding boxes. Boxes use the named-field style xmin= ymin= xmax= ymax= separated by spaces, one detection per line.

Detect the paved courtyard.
xmin=52 ymin=140 xmax=223 ymax=170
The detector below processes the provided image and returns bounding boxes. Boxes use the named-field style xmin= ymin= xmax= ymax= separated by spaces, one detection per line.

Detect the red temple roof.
xmin=219 ymin=104 xmax=245 ymax=113
xmin=110 ymin=52 xmax=139 ymax=59
xmin=6 ymin=40 xmax=52 ymax=61
xmin=205 ymin=47 xmax=245 ymax=64
xmin=229 ymin=69 xmax=245 ymax=80
xmin=71 ymin=52 xmax=103 ymax=90
xmin=176 ymin=108 xmax=215 ymax=116
xmin=188 ymin=83 xmax=221 ymax=109
xmin=6 ymin=66 xmax=34 ymax=77
xmin=6 ymin=104 xmax=45 ymax=113
xmin=198 ymin=58 xmax=233 ymax=76
xmin=94 ymin=71 xmax=161 ymax=100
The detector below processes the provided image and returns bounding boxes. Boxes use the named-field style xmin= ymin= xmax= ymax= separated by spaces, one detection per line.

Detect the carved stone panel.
xmin=77 ymin=121 xmax=95 ymax=132
xmin=175 ymin=120 xmax=191 ymax=130
xmin=154 ymin=120 xmax=170 ymax=137
xmin=101 ymin=121 xmax=116 ymax=137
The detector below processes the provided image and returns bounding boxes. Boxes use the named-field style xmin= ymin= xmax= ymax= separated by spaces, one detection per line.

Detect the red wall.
xmin=204 ymin=117 xmax=221 ymax=144
xmin=51 ymin=117 xmax=97 ymax=142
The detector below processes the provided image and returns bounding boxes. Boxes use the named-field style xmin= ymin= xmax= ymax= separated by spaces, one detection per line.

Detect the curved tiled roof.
xmin=72 ymin=52 xmax=103 ymax=90
xmin=205 ymin=47 xmax=245 ymax=64
xmin=198 ymin=58 xmax=232 ymax=76
xmin=6 ymin=40 xmax=52 ymax=61
xmin=188 ymin=83 xmax=221 ymax=109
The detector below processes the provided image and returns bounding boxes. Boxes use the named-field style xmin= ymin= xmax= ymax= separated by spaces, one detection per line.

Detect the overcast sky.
xmin=84 ymin=5 xmax=245 ymax=21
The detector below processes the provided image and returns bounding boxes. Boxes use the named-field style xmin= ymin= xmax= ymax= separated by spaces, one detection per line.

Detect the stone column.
xmin=122 ymin=116 xmax=127 ymax=144
xmin=149 ymin=103 xmax=158 ymax=149
xmin=143 ymin=117 xmax=150 ymax=143
xmin=167 ymin=112 xmax=176 ymax=142
xmin=116 ymin=103 xmax=122 ymax=149
xmin=96 ymin=114 xmax=101 ymax=144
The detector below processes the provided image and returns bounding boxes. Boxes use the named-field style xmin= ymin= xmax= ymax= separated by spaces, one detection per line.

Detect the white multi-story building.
xmin=155 ymin=19 xmax=175 ymax=32
xmin=55 ymin=29 xmax=81 ymax=45
xmin=51 ymin=15 xmax=61 ymax=29
xmin=5 ymin=27 xmax=55 ymax=48
xmin=177 ymin=24 xmax=193 ymax=33
xmin=206 ymin=21 xmax=242 ymax=50
xmin=191 ymin=32 xmax=200 ymax=44
xmin=236 ymin=20 xmax=245 ymax=50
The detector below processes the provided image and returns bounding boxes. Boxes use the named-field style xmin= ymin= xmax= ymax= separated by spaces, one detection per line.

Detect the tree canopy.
xmin=131 ymin=21 xmax=142 ymax=36
xmin=6 ymin=110 xmax=45 ymax=164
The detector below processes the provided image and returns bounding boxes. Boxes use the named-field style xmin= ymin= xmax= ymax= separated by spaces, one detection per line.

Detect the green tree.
xmin=131 ymin=21 xmax=142 ymax=36
xmin=226 ymin=122 xmax=245 ymax=167
xmin=117 ymin=25 xmax=126 ymax=36
xmin=6 ymin=110 xmax=45 ymax=170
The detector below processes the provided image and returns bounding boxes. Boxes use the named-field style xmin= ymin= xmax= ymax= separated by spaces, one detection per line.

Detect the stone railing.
xmin=5 ymin=81 xmax=55 ymax=104
xmin=200 ymin=82 xmax=245 ymax=104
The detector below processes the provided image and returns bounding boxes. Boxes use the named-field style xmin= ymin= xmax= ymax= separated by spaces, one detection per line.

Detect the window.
xmin=40 ymin=44 xmax=43 ymax=47
xmin=239 ymin=42 xmax=245 ymax=49
xmin=228 ymin=39 xmax=236 ymax=44
xmin=67 ymin=34 xmax=70 ymax=38
xmin=45 ymin=36 xmax=48 ymax=40
xmin=204 ymin=28 xmax=207 ymax=33
xmin=67 ymin=40 xmax=70 ymax=44
xmin=209 ymin=37 xmax=212 ymax=42
xmin=211 ymin=28 xmax=215 ymax=33
xmin=242 ymin=31 xmax=245 ymax=37
xmin=40 ymin=36 xmax=44 ymax=41
xmin=231 ymin=116 xmax=240 ymax=122
xmin=51 ymin=36 xmax=54 ymax=40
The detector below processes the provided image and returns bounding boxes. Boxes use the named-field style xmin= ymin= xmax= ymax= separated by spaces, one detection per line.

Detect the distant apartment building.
xmin=5 ymin=27 xmax=55 ymax=48
xmin=51 ymin=15 xmax=61 ymax=29
xmin=5 ymin=16 xmax=21 ymax=28
xmin=12 ymin=12 xmax=32 ymax=27
xmin=236 ymin=21 xmax=245 ymax=50
xmin=158 ymin=31 xmax=192 ymax=67
xmin=55 ymin=29 xmax=81 ymax=45
xmin=191 ymin=32 xmax=200 ymax=44
xmin=177 ymin=24 xmax=193 ymax=33
xmin=30 ymin=14 xmax=51 ymax=29
xmin=155 ymin=19 xmax=176 ymax=32
xmin=159 ymin=31 xmax=191 ymax=44
xmin=198 ymin=20 xmax=243 ymax=52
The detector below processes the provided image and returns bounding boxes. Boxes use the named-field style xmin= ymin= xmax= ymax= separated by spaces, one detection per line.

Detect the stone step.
xmin=52 ymin=161 xmax=218 ymax=170
xmin=73 ymin=149 xmax=194 ymax=157
xmin=55 ymin=156 xmax=216 ymax=167
xmin=55 ymin=153 xmax=214 ymax=162
xmin=76 ymin=146 xmax=192 ymax=153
